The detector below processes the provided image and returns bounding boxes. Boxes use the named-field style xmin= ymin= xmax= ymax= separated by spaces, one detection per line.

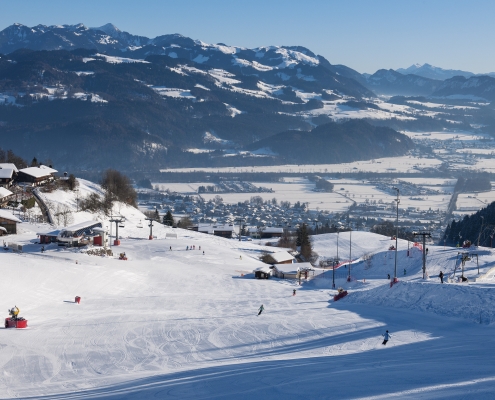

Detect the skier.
xmin=403 ymin=268 xmax=406 ymax=276
xmin=199 ymin=246 xmax=201 ymax=250
xmin=293 ymin=289 xmax=296 ymax=296
xmin=439 ymin=271 xmax=444 ymax=284
xmin=387 ymin=273 xmax=390 ymax=280
xmin=257 ymin=304 xmax=264 ymax=316
xmin=382 ymin=330 xmax=391 ymax=345
xmin=240 ymin=255 xmax=242 ymax=260
xmin=170 ymin=246 xmax=172 ymax=251
xmin=203 ymin=251 xmax=205 ymax=255
xmin=41 ymin=246 xmax=45 ymax=253
xmin=186 ymin=246 xmax=189 ymax=251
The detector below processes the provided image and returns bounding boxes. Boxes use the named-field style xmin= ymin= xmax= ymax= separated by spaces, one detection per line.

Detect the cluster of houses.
xmin=0 ymin=163 xmax=58 ymax=235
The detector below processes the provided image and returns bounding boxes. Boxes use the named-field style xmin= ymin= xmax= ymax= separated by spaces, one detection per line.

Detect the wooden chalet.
xmin=0 ymin=187 xmax=13 ymax=207
xmin=17 ymin=165 xmax=58 ymax=186
xmin=0 ymin=163 xmax=18 ymax=187
xmin=264 ymin=250 xmax=295 ymax=265
xmin=0 ymin=209 xmax=21 ymax=235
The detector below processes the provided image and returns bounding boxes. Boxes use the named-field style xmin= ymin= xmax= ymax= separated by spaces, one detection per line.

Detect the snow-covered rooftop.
xmin=268 ymin=250 xmax=294 ymax=263
xmin=0 ymin=163 xmax=19 ymax=172
xmin=0 ymin=209 xmax=21 ymax=222
xmin=19 ymin=165 xmax=58 ymax=178
xmin=0 ymin=187 xmax=13 ymax=199
xmin=0 ymin=168 xmax=14 ymax=179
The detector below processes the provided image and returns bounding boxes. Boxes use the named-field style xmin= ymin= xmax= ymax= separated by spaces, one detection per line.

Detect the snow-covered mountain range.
xmin=1 ymin=23 xmax=495 ymax=171
xmin=396 ymin=63 xmax=495 ymax=81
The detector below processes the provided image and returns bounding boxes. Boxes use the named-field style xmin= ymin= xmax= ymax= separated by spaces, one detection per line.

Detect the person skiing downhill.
xmin=382 ymin=330 xmax=391 ymax=345
xmin=257 ymin=304 xmax=264 ymax=316
xmin=293 ymin=289 xmax=296 ymax=296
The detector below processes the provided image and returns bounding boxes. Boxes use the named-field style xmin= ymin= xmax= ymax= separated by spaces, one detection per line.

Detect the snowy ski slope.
xmin=1 ymin=181 xmax=495 ymax=398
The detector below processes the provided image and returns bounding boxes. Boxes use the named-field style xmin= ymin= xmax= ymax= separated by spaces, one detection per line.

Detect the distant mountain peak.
xmin=90 ymin=23 xmax=121 ymax=36
xmin=396 ymin=63 xmax=476 ymax=80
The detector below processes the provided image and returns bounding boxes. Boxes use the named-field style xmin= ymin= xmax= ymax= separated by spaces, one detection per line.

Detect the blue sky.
xmin=1 ymin=0 xmax=494 ymax=74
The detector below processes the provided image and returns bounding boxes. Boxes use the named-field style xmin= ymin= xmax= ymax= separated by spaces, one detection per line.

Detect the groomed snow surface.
xmin=2 ymin=181 xmax=495 ymax=398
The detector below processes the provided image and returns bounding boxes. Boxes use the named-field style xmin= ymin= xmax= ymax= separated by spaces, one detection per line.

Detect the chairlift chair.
xmin=137 ymin=220 xmax=143 ymax=229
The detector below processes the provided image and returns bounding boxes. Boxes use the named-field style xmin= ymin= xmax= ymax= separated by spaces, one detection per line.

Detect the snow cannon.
xmin=5 ymin=306 xmax=28 ymax=329
xmin=333 ymin=288 xmax=348 ymax=302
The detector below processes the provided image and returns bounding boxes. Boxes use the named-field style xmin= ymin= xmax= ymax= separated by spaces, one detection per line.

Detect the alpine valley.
xmin=1 ymin=23 xmax=495 ymax=172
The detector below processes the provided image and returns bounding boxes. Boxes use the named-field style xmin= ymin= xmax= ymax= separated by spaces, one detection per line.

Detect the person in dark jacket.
xmin=439 ymin=271 xmax=444 ymax=284
xmin=257 ymin=304 xmax=264 ymax=316
xmin=382 ymin=330 xmax=391 ymax=345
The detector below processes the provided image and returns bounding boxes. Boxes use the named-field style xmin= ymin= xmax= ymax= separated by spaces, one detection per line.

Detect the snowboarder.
xmin=382 ymin=330 xmax=391 ymax=345
xmin=403 ymin=268 xmax=406 ymax=276
xmin=257 ymin=304 xmax=264 ymax=316
xmin=439 ymin=271 xmax=444 ymax=284
xmin=293 ymin=289 xmax=296 ymax=296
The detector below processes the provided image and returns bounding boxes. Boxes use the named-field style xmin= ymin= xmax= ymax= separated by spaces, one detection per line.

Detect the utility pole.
xmin=145 ymin=217 xmax=154 ymax=240
xmin=477 ymin=216 xmax=484 ymax=247
xmin=109 ymin=216 xmax=125 ymax=246
xmin=392 ymin=187 xmax=400 ymax=279
xmin=413 ymin=231 xmax=431 ymax=279
xmin=235 ymin=217 xmax=245 ymax=242
xmin=348 ymin=224 xmax=352 ymax=282
xmin=332 ymin=259 xmax=336 ymax=289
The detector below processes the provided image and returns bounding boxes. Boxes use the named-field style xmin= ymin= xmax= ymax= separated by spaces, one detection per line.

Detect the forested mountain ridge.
xmin=0 ymin=24 xmax=417 ymax=170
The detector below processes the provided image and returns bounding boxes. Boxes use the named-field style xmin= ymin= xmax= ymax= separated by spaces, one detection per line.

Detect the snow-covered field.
xmin=160 ymin=156 xmax=443 ymax=174
xmin=2 ymin=181 xmax=495 ymax=398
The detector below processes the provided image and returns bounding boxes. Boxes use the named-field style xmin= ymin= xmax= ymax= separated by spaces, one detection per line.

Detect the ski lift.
xmin=119 ymin=220 xmax=125 ymax=228
xmin=137 ymin=220 xmax=143 ymax=229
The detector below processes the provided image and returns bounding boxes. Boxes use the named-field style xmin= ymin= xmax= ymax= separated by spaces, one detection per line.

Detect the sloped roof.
xmin=0 ymin=209 xmax=21 ymax=223
xmin=273 ymin=264 xmax=298 ymax=274
xmin=0 ymin=187 xmax=13 ymax=199
xmin=269 ymin=251 xmax=294 ymax=263
xmin=19 ymin=165 xmax=58 ymax=178
xmin=0 ymin=168 xmax=14 ymax=179
xmin=0 ymin=163 xmax=18 ymax=173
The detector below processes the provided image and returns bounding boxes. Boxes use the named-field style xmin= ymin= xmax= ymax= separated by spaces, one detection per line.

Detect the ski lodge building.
xmin=192 ymin=223 xmax=235 ymax=238
xmin=17 ymin=165 xmax=58 ymax=186
xmin=247 ymin=226 xmax=284 ymax=239
xmin=271 ymin=262 xmax=314 ymax=280
xmin=263 ymin=250 xmax=295 ymax=265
